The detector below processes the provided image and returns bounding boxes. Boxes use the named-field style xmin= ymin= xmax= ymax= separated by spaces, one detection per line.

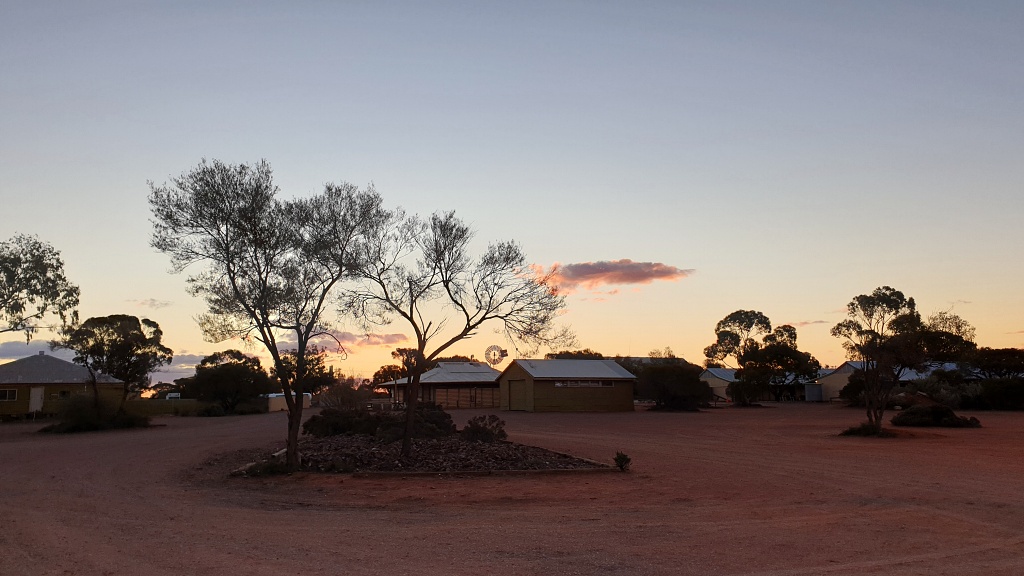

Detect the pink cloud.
xmin=280 ymin=331 xmax=409 ymax=351
xmin=789 ymin=320 xmax=829 ymax=327
xmin=542 ymin=259 xmax=693 ymax=294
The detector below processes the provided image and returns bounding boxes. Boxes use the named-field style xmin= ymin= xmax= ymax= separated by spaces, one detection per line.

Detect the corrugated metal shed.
xmin=382 ymin=362 xmax=500 ymax=387
xmin=0 ymin=352 xmax=122 ymax=384
xmin=701 ymin=367 xmax=737 ymax=382
xmin=508 ymin=359 xmax=636 ymax=380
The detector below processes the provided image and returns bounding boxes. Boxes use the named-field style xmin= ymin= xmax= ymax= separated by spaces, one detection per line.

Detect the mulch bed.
xmin=296 ymin=435 xmax=609 ymax=474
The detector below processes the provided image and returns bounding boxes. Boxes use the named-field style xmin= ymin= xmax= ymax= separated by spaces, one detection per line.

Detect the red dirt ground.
xmin=3 ymin=404 xmax=1024 ymax=575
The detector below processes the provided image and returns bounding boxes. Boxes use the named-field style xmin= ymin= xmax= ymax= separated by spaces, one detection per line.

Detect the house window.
xmin=59 ymin=390 xmax=71 ymax=398
xmin=0 ymin=389 xmax=17 ymax=401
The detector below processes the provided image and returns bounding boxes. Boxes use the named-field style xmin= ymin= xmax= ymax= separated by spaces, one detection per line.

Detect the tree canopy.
xmin=341 ymin=209 xmax=573 ymax=455
xmin=185 ymin=350 xmax=277 ymax=412
xmin=53 ymin=315 xmax=173 ymax=411
xmin=831 ymin=286 xmax=976 ymax=433
xmin=703 ymin=310 xmax=772 ymax=368
xmin=149 ymin=159 xmax=383 ymax=469
xmin=0 ymin=234 xmax=79 ymax=341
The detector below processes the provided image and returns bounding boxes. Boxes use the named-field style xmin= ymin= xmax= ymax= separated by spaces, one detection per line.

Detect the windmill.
xmin=484 ymin=345 xmax=508 ymax=366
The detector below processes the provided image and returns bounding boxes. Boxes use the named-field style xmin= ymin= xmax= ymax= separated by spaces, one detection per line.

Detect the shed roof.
xmin=700 ymin=368 xmax=737 ymax=382
xmin=0 ymin=352 xmax=122 ymax=385
xmin=506 ymin=359 xmax=636 ymax=380
xmin=382 ymin=362 xmax=500 ymax=387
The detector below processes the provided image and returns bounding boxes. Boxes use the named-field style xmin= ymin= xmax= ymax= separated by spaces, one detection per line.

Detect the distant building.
xmin=699 ymin=368 xmax=736 ymax=402
xmin=0 ymin=352 xmax=123 ymax=419
xmin=381 ymin=362 xmax=501 ymax=409
xmin=498 ymin=359 xmax=636 ymax=412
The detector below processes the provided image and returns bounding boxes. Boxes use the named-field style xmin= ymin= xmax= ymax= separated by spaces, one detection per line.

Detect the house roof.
xmin=815 ymin=360 xmax=964 ymax=383
xmin=0 ymin=352 xmax=122 ymax=385
xmin=700 ymin=368 xmax=737 ymax=382
xmin=382 ymin=362 xmax=500 ymax=387
xmin=504 ymin=359 xmax=636 ymax=380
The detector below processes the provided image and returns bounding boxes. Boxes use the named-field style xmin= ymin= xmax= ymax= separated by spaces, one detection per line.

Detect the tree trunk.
xmin=286 ymin=393 xmax=303 ymax=470
xmin=401 ymin=374 xmax=420 ymax=458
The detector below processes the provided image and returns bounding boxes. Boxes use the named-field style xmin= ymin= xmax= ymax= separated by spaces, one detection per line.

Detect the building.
xmin=807 ymin=361 xmax=962 ymax=402
xmin=498 ymin=359 xmax=636 ymax=412
xmin=381 ymin=362 xmax=501 ymax=409
xmin=699 ymin=368 xmax=736 ymax=401
xmin=0 ymin=352 xmax=123 ymax=419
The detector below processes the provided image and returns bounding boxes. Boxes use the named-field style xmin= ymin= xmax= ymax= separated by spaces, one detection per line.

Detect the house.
xmin=807 ymin=361 xmax=963 ymax=402
xmin=699 ymin=368 xmax=735 ymax=401
xmin=381 ymin=362 xmax=501 ymax=409
xmin=498 ymin=359 xmax=636 ymax=412
xmin=0 ymin=352 xmax=123 ymax=419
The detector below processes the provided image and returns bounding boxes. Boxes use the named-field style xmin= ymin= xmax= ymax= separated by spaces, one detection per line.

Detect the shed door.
xmin=29 ymin=387 xmax=45 ymax=413
xmin=508 ymin=379 xmax=530 ymax=411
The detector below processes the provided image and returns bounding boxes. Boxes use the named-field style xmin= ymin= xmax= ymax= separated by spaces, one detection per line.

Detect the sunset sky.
xmin=2 ymin=1 xmax=1023 ymax=384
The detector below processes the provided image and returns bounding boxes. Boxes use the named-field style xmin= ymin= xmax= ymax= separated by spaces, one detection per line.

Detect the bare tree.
xmin=149 ymin=159 xmax=382 ymax=469
xmin=341 ymin=209 xmax=573 ymax=456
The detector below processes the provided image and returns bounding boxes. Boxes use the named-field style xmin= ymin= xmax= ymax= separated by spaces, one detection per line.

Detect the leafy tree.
xmin=968 ymin=347 xmax=1024 ymax=380
xmin=341 ymin=209 xmax=573 ymax=456
xmin=149 ymin=159 xmax=383 ymax=469
xmin=53 ymin=315 xmax=173 ymax=413
xmin=186 ymin=350 xmax=277 ymax=412
xmin=704 ymin=310 xmax=772 ymax=368
xmin=372 ymin=364 xmax=406 ymax=385
xmin=925 ymin=310 xmax=976 ymax=343
xmin=1 ymin=234 xmax=80 ymax=341
xmin=275 ymin=345 xmax=336 ymax=396
xmin=316 ymin=372 xmax=373 ymax=410
xmin=831 ymin=286 xmax=926 ymax=434
xmin=545 ymin=348 xmax=604 ymax=359
xmin=637 ymin=362 xmax=710 ymax=410
xmin=733 ymin=328 xmax=820 ymax=405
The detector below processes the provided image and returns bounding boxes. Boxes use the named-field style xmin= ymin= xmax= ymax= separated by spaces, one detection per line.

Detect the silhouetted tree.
xmin=545 ymin=348 xmax=604 ymax=359
xmin=733 ymin=327 xmax=820 ymax=405
xmin=149 ymin=159 xmax=383 ymax=469
xmin=1 ymin=234 xmax=79 ymax=341
xmin=341 ymin=210 xmax=574 ymax=456
xmin=275 ymin=345 xmax=336 ymax=396
xmin=53 ymin=315 xmax=173 ymax=412
xmin=968 ymin=347 xmax=1024 ymax=380
xmin=638 ymin=362 xmax=710 ymax=410
xmin=187 ymin=350 xmax=277 ymax=412
xmin=704 ymin=310 xmax=772 ymax=368
xmin=831 ymin=286 xmax=925 ymax=433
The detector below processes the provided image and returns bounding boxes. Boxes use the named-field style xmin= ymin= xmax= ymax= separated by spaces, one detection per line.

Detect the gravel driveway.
xmin=2 ymin=404 xmax=1023 ymax=575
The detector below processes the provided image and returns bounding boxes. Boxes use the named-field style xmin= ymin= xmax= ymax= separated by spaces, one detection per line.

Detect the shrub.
xmin=891 ymin=405 xmax=981 ymax=428
xmin=302 ymin=408 xmax=391 ymax=437
xmin=376 ymin=402 xmax=457 ymax=443
xmin=639 ymin=363 xmax=711 ymax=411
xmin=461 ymin=414 xmax=508 ymax=443
xmin=979 ymin=378 xmax=1024 ymax=410
xmin=40 ymin=396 xmax=150 ymax=433
xmin=197 ymin=404 xmax=226 ymax=417
xmin=614 ymin=451 xmax=631 ymax=472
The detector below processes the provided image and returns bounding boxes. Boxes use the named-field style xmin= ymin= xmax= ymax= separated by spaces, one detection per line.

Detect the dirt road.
xmin=2 ymin=404 xmax=1023 ymax=575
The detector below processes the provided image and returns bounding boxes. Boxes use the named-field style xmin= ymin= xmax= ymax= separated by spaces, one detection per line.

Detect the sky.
xmin=2 ymin=1 xmax=1023 ymax=384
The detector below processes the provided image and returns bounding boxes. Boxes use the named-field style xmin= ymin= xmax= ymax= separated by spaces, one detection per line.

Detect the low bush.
xmin=303 ymin=408 xmax=392 ymax=437
xmin=376 ymin=402 xmax=457 ymax=443
xmin=978 ymin=378 xmax=1024 ymax=410
xmin=40 ymin=396 xmax=151 ymax=433
xmin=461 ymin=414 xmax=508 ymax=443
xmin=891 ymin=405 xmax=981 ymax=428
xmin=197 ymin=405 xmax=227 ymax=417
xmin=614 ymin=451 xmax=631 ymax=472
